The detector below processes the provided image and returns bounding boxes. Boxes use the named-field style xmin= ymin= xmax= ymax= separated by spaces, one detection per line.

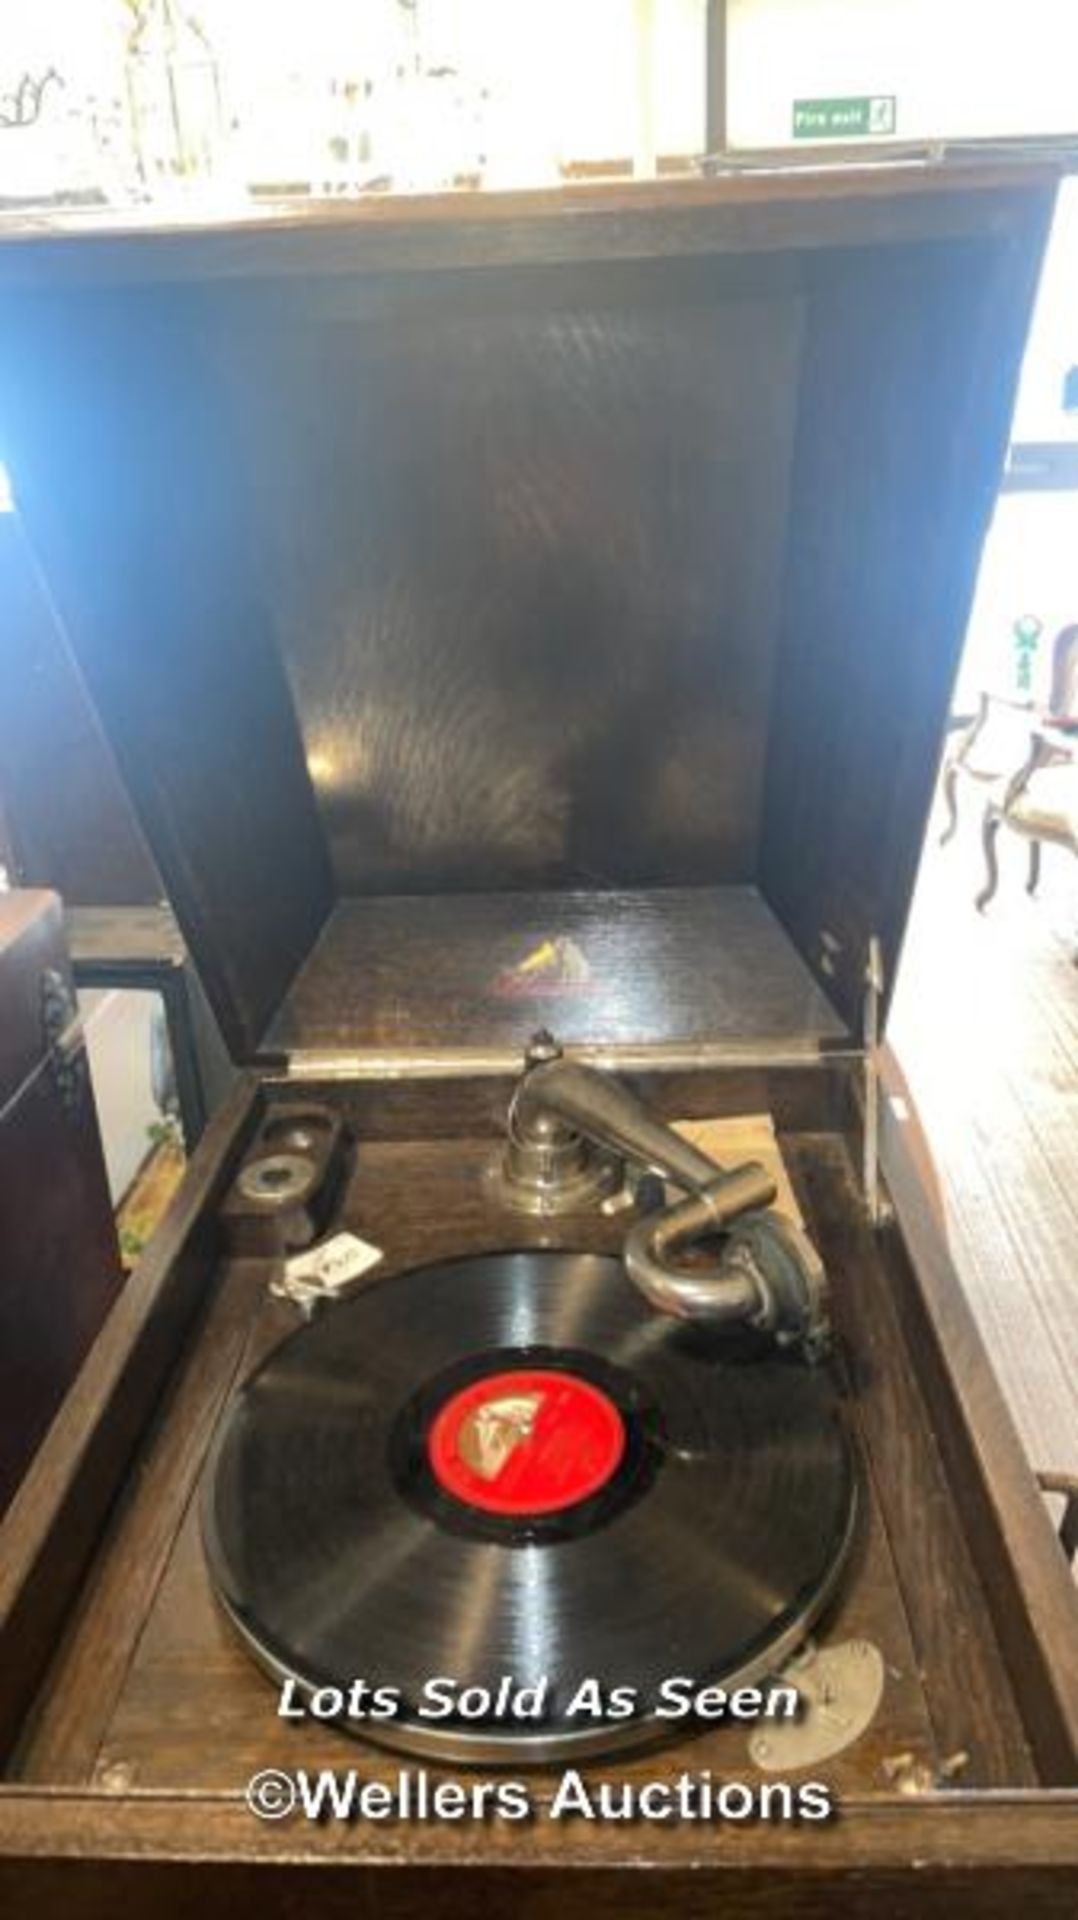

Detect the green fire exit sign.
xmin=792 ymin=95 xmax=897 ymax=139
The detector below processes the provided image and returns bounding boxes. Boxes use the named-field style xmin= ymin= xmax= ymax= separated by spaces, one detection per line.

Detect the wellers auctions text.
xmin=277 ymin=1673 xmax=800 ymax=1726
xmin=246 ymin=1766 xmax=835 ymax=1826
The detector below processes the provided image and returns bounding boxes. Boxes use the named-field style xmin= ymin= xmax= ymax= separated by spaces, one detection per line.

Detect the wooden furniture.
xmin=0 ymin=168 xmax=1075 ymax=1915
xmin=976 ymin=725 xmax=1078 ymax=909
xmin=976 ymin=625 xmax=1078 ymax=910
xmin=0 ymin=513 xmax=231 ymax=1147
xmin=0 ymin=891 xmax=121 ymax=1517
xmin=942 ymin=630 xmax=1078 ymax=855
xmin=65 ymin=905 xmax=233 ymax=1151
xmin=1038 ymin=1472 xmax=1078 ymax=1565
xmin=0 ymin=515 xmax=159 ymax=909
xmin=939 ymin=691 xmax=1034 ymax=846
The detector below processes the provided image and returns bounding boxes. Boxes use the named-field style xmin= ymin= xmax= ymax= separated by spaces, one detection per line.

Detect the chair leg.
xmin=938 ymin=764 xmax=960 ymax=845
xmin=1026 ymin=839 xmax=1042 ymax=895
xmin=1036 ymin=1472 xmax=1078 ymax=1565
xmin=976 ymin=809 xmax=1002 ymax=912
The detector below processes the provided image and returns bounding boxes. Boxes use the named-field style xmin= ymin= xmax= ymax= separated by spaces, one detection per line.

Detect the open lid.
xmin=0 ymin=169 xmax=1056 ymax=1067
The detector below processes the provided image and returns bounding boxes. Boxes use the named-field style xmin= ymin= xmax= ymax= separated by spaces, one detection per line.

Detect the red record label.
xmin=427 ymin=1368 xmax=625 ymax=1516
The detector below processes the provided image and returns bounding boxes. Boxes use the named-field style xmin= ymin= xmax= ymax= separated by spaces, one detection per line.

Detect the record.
xmin=202 ymin=1250 xmax=857 ymax=1762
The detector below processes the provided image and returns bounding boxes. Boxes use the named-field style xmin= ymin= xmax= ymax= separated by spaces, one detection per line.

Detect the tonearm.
xmin=495 ymin=1032 xmax=831 ymax=1361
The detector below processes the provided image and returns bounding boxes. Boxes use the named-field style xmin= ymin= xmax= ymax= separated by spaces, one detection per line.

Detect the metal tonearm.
xmin=493 ymin=1032 xmax=831 ymax=1360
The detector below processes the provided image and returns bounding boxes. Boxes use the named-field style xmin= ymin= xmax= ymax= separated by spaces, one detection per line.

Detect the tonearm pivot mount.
xmin=493 ymin=1032 xmax=831 ymax=1360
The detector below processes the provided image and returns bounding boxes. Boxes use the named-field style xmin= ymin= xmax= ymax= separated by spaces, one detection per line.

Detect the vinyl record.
xmin=202 ymin=1250 xmax=857 ymax=1761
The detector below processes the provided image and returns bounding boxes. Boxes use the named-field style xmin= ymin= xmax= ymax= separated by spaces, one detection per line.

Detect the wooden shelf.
xmin=264 ymin=885 xmax=848 ymax=1063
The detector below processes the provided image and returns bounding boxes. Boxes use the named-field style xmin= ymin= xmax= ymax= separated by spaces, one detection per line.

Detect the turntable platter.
xmin=202 ymin=1251 xmax=857 ymax=1761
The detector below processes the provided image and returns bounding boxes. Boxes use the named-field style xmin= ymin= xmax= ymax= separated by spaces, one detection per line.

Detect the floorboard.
xmin=890 ymin=791 xmax=1078 ymax=1482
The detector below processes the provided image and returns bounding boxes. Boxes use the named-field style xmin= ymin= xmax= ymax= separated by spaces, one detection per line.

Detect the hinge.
xmin=41 ymin=967 xmax=87 ymax=1114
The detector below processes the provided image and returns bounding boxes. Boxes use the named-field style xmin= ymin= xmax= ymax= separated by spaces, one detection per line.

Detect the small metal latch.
xmin=41 ymin=967 xmax=87 ymax=1113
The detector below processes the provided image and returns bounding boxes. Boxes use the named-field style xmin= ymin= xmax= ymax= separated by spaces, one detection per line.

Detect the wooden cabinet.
xmin=0 ymin=890 xmax=121 ymax=1515
xmin=0 ymin=169 xmax=1074 ymax=1912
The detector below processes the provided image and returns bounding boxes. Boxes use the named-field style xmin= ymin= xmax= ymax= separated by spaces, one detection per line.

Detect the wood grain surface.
xmin=890 ymin=815 xmax=1078 ymax=1488
xmin=65 ymin=907 xmax=186 ymax=973
xmin=0 ymin=893 xmax=121 ymax=1518
xmin=0 ymin=167 xmax=1070 ymax=1908
xmin=1 ymin=1078 xmax=1075 ymax=1908
xmin=0 ymin=521 xmax=159 ymax=908
xmin=787 ymin=1137 xmax=1041 ymax=1783
xmin=264 ymin=889 xmax=848 ymax=1059
xmin=9 ymin=1124 xmax=1040 ymax=1798
xmin=0 ymin=1077 xmax=259 ymax=1759
xmin=0 ymin=172 xmax=1055 ymax=1056
xmin=760 ymin=202 xmax=1053 ymax=1032
xmin=0 ymin=165 xmax=1060 ymax=284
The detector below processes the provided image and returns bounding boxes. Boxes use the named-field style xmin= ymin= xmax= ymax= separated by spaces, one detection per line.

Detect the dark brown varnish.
xmin=0 ymin=171 xmax=1074 ymax=1913
xmin=0 ymin=169 xmax=1056 ymax=1051
xmin=0 ymin=1075 xmax=1075 ymax=1916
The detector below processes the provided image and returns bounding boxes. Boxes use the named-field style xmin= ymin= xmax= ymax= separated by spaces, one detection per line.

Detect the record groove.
xmin=202 ymin=1250 xmax=858 ymax=1761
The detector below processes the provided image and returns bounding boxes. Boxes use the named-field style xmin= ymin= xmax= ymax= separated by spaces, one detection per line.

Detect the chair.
xmin=939 ymin=692 xmax=1033 ymax=845
xmin=1036 ymin=1470 xmax=1078 ymax=1567
xmin=940 ymin=621 xmax=1078 ymax=849
xmin=975 ymin=624 xmax=1078 ymax=912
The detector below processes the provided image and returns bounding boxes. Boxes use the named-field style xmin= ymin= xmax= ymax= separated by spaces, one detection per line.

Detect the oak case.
xmin=0 ymin=167 xmax=1075 ymax=1914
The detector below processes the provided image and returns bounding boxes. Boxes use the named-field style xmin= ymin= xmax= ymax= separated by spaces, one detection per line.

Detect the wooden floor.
xmin=890 ymin=792 xmax=1078 ymax=1482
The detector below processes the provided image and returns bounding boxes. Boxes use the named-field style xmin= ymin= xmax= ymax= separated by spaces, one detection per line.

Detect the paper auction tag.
xmin=280 ymin=1231 xmax=384 ymax=1300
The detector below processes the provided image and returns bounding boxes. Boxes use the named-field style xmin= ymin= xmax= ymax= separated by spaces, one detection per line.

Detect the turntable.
xmin=0 ymin=166 xmax=1076 ymax=1916
xmin=202 ymin=1052 xmax=856 ymax=1765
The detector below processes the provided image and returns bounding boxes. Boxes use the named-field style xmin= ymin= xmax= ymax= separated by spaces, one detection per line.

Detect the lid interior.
xmin=0 ymin=174 xmax=1054 ymax=1064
